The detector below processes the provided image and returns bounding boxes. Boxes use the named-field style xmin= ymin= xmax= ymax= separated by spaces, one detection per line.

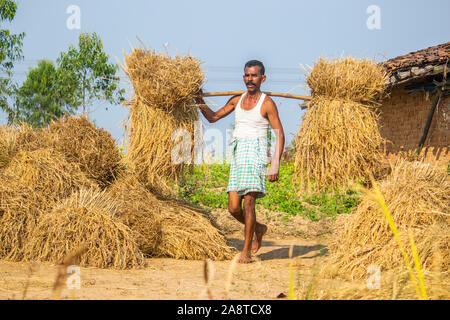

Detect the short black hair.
xmin=244 ymin=60 xmax=265 ymax=75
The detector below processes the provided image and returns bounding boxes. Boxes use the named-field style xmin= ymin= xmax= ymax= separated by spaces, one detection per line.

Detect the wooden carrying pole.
xmin=202 ymin=91 xmax=312 ymax=101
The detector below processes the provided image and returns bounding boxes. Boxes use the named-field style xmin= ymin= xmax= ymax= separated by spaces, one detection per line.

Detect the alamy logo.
xmin=366 ymin=5 xmax=381 ymax=30
xmin=366 ymin=265 xmax=381 ymax=290
xmin=66 ymin=5 xmax=81 ymax=30
xmin=66 ymin=265 xmax=81 ymax=290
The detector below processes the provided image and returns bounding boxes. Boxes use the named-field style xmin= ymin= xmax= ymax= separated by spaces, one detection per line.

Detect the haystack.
xmin=46 ymin=116 xmax=122 ymax=188
xmin=325 ymin=160 xmax=449 ymax=280
xmin=0 ymin=123 xmax=48 ymax=169
xmin=293 ymin=57 xmax=388 ymax=193
xmin=24 ymin=188 xmax=145 ymax=269
xmin=107 ymin=173 xmax=162 ymax=255
xmin=153 ymin=198 xmax=235 ymax=260
xmin=0 ymin=172 xmax=43 ymax=260
xmin=4 ymin=148 xmax=95 ymax=205
xmin=107 ymin=171 xmax=235 ymax=260
xmin=122 ymin=48 xmax=203 ymax=196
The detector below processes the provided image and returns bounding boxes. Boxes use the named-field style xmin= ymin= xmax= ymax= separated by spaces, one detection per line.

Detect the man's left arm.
xmin=265 ymin=98 xmax=285 ymax=182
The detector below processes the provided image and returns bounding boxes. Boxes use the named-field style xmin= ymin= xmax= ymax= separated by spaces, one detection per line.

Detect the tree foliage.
xmin=14 ymin=60 xmax=78 ymax=127
xmin=57 ymin=32 xmax=125 ymax=114
xmin=0 ymin=0 xmax=24 ymax=120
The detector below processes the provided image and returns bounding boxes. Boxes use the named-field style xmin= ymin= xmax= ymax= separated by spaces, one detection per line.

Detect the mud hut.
xmin=379 ymin=42 xmax=449 ymax=165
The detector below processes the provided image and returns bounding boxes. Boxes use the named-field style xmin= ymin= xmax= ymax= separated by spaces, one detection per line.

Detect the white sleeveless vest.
xmin=233 ymin=93 xmax=269 ymax=138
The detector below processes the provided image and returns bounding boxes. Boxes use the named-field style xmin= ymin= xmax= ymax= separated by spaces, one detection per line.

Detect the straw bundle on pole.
xmin=24 ymin=188 xmax=145 ymax=269
xmin=293 ymin=57 xmax=388 ymax=193
xmin=325 ymin=160 xmax=449 ymax=280
xmin=121 ymin=48 xmax=203 ymax=197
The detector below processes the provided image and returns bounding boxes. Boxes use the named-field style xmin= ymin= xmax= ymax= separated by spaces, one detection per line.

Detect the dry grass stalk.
xmin=293 ymin=97 xmax=385 ymax=193
xmin=46 ymin=116 xmax=122 ymax=188
xmin=325 ymin=160 xmax=449 ymax=280
xmin=306 ymin=56 xmax=388 ymax=105
xmin=24 ymin=188 xmax=145 ymax=269
xmin=121 ymin=47 xmax=203 ymax=196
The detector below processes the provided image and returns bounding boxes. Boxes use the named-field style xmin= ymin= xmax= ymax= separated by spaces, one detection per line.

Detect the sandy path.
xmin=0 ymin=236 xmax=328 ymax=300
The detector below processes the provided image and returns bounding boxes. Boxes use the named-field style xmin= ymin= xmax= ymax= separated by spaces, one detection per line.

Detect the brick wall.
xmin=378 ymin=83 xmax=449 ymax=166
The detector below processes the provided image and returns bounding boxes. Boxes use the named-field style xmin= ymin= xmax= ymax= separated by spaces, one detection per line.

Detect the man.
xmin=195 ymin=60 xmax=285 ymax=263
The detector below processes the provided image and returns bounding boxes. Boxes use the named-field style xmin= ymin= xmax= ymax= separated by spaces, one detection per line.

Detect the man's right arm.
xmin=195 ymin=92 xmax=239 ymax=123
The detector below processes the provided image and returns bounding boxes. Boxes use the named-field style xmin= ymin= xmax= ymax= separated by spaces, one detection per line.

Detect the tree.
xmin=57 ymin=32 xmax=125 ymax=114
xmin=14 ymin=60 xmax=78 ymax=127
xmin=0 ymin=0 xmax=25 ymax=121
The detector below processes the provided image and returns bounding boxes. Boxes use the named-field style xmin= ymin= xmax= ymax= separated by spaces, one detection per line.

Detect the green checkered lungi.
xmin=226 ymin=136 xmax=269 ymax=199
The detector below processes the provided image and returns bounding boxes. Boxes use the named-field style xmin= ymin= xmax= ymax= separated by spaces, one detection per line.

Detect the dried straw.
xmin=325 ymin=160 xmax=449 ymax=280
xmin=4 ymin=148 xmax=95 ymax=205
xmin=107 ymin=171 xmax=234 ymax=261
xmin=123 ymin=48 xmax=204 ymax=112
xmin=306 ymin=57 xmax=388 ymax=105
xmin=24 ymin=188 xmax=145 ymax=269
xmin=0 ymin=123 xmax=48 ymax=168
xmin=107 ymin=172 xmax=162 ymax=256
xmin=293 ymin=97 xmax=385 ymax=193
xmin=152 ymin=196 xmax=235 ymax=260
xmin=46 ymin=116 xmax=122 ymax=188
xmin=122 ymin=48 xmax=203 ymax=196
xmin=0 ymin=172 xmax=43 ymax=260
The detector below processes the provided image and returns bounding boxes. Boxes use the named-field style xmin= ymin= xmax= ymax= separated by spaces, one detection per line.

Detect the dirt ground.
xmin=0 ymin=207 xmax=334 ymax=300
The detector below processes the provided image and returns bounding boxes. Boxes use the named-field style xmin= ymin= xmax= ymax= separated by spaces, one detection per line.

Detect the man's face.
xmin=243 ymin=66 xmax=266 ymax=93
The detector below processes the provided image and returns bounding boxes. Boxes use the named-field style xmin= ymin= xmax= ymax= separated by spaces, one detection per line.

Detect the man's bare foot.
xmin=252 ymin=224 xmax=267 ymax=253
xmin=237 ymin=252 xmax=254 ymax=264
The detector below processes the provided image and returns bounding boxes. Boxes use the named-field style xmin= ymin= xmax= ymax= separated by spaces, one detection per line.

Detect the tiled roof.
xmin=381 ymin=42 xmax=450 ymax=72
xmin=379 ymin=42 xmax=449 ymax=86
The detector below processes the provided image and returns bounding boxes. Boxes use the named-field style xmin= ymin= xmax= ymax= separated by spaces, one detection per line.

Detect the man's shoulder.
xmin=226 ymin=94 xmax=242 ymax=107
xmin=262 ymin=94 xmax=277 ymax=108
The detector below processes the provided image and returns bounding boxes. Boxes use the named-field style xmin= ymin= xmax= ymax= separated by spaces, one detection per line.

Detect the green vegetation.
xmin=177 ymin=161 xmax=361 ymax=221
xmin=0 ymin=0 xmax=25 ymax=121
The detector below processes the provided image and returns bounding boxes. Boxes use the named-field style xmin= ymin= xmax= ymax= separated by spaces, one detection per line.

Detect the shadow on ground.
xmin=227 ymin=238 xmax=328 ymax=261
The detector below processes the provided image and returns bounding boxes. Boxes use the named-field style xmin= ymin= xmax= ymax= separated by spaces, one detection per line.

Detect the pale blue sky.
xmin=2 ymin=0 xmax=450 ymax=154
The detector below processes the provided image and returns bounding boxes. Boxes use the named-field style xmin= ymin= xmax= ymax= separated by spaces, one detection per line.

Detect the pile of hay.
xmin=4 ymin=148 xmax=95 ymax=205
xmin=0 ymin=123 xmax=48 ymax=168
xmin=0 ymin=173 xmax=43 ymax=260
xmin=0 ymin=147 xmax=94 ymax=261
xmin=46 ymin=116 xmax=122 ymax=188
xmin=107 ymin=173 xmax=162 ymax=255
xmin=293 ymin=57 xmax=388 ymax=193
xmin=24 ymin=188 xmax=145 ymax=269
xmin=122 ymin=48 xmax=203 ymax=196
xmin=107 ymin=172 xmax=235 ymax=260
xmin=325 ymin=159 xmax=449 ymax=281
xmin=152 ymin=198 xmax=235 ymax=260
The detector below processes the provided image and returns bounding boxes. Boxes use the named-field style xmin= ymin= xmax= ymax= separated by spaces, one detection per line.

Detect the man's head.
xmin=243 ymin=60 xmax=266 ymax=94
